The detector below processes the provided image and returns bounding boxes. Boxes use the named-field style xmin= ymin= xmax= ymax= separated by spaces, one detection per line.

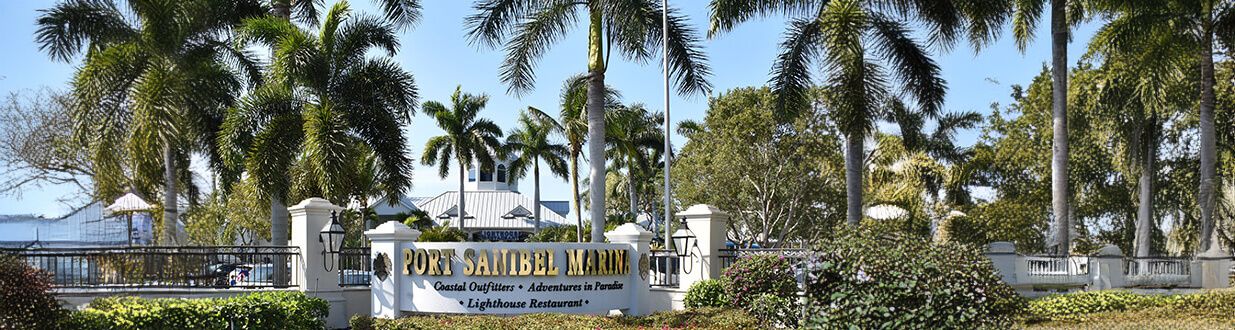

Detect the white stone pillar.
xmin=605 ymin=223 xmax=653 ymax=316
xmin=364 ymin=220 xmax=420 ymax=319
xmin=676 ymin=204 xmax=728 ymax=291
xmin=288 ymin=198 xmax=347 ymax=328
xmin=985 ymin=242 xmax=1019 ymax=286
xmin=1088 ymin=245 xmax=1125 ymax=290
xmin=1199 ymin=247 xmax=1231 ymax=289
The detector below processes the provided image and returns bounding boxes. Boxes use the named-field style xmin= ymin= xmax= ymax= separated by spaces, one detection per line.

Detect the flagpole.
xmin=662 ymin=0 xmax=673 ymax=246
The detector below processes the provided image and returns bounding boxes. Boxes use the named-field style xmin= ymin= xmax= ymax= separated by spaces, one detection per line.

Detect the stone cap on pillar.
xmin=1199 ymin=245 xmax=1231 ymax=259
xmin=288 ymin=197 xmax=344 ymax=216
xmin=1095 ymin=244 xmax=1124 ymax=258
xmin=678 ymin=204 xmax=728 ymax=222
xmin=365 ymin=220 xmax=421 ymax=242
xmin=605 ymin=223 xmax=653 ymax=243
xmin=986 ymin=241 xmax=1016 ymax=254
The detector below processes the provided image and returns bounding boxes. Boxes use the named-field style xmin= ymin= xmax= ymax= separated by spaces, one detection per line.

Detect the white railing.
xmin=1126 ymin=258 xmax=1192 ymax=287
xmin=1022 ymin=256 xmax=1089 ymax=286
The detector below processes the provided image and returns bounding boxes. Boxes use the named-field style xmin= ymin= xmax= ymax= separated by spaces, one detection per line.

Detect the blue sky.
xmin=0 ymin=1 xmax=1097 ymax=217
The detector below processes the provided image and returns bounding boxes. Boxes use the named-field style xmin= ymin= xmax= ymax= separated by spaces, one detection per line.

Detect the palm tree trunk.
xmin=1050 ymin=0 xmax=1071 ymax=255
xmin=534 ymin=161 xmax=542 ymax=232
xmin=1198 ymin=25 xmax=1218 ymax=253
xmin=844 ymin=131 xmax=863 ymax=226
xmin=271 ymin=0 xmax=290 ymax=19
xmin=571 ymin=153 xmax=583 ymax=241
xmin=271 ymin=198 xmax=289 ymax=246
xmin=458 ymin=163 xmax=467 ymax=235
xmin=1134 ymin=136 xmax=1155 ymax=258
xmin=161 ymin=143 xmax=178 ymax=245
xmin=629 ymin=167 xmax=638 ymax=221
xmin=586 ymin=10 xmax=607 ymax=242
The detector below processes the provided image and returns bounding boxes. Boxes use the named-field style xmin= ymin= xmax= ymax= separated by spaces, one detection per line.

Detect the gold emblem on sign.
xmin=374 ymin=252 xmax=392 ymax=282
xmin=638 ymin=253 xmax=650 ymax=281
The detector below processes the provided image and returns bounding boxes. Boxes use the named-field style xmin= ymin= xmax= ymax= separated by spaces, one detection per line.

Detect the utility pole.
xmin=661 ymin=0 xmax=673 ymax=246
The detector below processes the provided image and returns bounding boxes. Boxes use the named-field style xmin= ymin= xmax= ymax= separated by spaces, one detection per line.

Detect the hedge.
xmin=350 ymin=308 xmax=759 ymax=330
xmin=1026 ymin=289 xmax=1235 ymax=323
xmin=62 ymin=291 xmax=328 ymax=330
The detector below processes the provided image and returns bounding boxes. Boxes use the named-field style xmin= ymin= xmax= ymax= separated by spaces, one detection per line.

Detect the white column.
xmin=364 ymin=220 xmax=421 ymax=319
xmin=985 ymin=242 xmax=1019 ymax=286
xmin=288 ymin=198 xmax=347 ymax=328
xmin=676 ymin=204 xmax=728 ymax=290
xmin=1088 ymin=244 xmax=1125 ymax=290
xmin=1199 ymin=247 xmax=1231 ymax=289
xmin=605 ymin=223 xmax=653 ymax=316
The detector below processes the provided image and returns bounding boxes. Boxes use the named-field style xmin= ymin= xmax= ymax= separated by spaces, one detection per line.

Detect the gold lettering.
xmin=402 ymin=248 xmax=412 ymax=275
xmin=493 ymin=249 xmax=508 ymax=276
xmin=476 ymin=250 xmax=491 ymax=276
xmin=547 ymin=249 xmax=559 ymax=275
xmin=428 ymin=249 xmax=441 ymax=275
xmin=567 ymin=250 xmax=584 ymax=276
xmin=463 ymin=249 xmax=476 ymax=276
xmin=518 ymin=249 xmax=532 ymax=276
xmin=533 ymin=249 xmax=547 ymax=276
xmin=413 ymin=249 xmax=427 ymax=275
xmin=598 ymin=249 xmax=608 ymax=275
xmin=586 ymin=249 xmax=596 ymax=275
xmin=440 ymin=249 xmax=455 ymax=275
xmin=617 ymin=249 xmax=627 ymax=274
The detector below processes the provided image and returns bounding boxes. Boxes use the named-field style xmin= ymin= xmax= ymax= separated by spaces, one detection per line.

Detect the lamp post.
xmin=319 ymin=211 xmax=345 ymax=272
xmin=670 ymin=217 xmax=696 ymax=274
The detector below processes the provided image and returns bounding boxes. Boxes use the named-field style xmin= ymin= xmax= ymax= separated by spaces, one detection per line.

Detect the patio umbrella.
xmin=106 ymin=193 xmax=152 ymax=246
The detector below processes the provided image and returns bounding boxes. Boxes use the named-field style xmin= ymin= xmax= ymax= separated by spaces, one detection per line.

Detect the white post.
xmin=364 ymin=220 xmax=421 ymax=319
xmin=605 ymin=223 xmax=654 ymax=316
xmin=1088 ymin=244 xmax=1125 ymax=290
xmin=985 ymin=242 xmax=1019 ymax=286
xmin=676 ymin=204 xmax=728 ymax=290
xmin=288 ymin=198 xmax=347 ymax=328
xmin=1199 ymin=247 xmax=1231 ymax=289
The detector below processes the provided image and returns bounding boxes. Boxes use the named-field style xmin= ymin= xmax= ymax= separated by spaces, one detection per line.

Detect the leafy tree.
xmin=0 ymin=89 xmax=93 ymax=204
xmin=268 ymin=0 xmax=421 ymax=29
xmin=223 ymin=2 xmax=417 ymax=247
xmin=506 ymin=108 xmax=569 ymax=231
xmin=467 ymin=0 xmax=711 ymax=242
xmin=708 ymin=0 xmax=989 ymax=227
xmin=36 ymin=0 xmax=267 ymax=244
xmin=420 ymin=86 xmax=504 ymax=234
xmin=674 ymin=87 xmax=845 ymax=247
xmin=605 ymin=104 xmax=665 ymax=222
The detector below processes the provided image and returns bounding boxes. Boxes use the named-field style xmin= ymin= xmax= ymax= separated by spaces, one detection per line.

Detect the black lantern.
xmin=670 ymin=217 xmax=698 ymax=274
xmin=319 ymin=211 xmax=346 ymax=271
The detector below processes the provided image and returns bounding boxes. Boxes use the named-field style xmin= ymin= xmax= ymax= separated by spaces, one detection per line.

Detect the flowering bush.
xmin=804 ymin=228 xmax=1024 ymax=328
xmin=684 ymin=279 xmax=729 ymax=308
xmin=748 ymin=293 xmax=799 ymax=327
xmin=721 ymin=254 xmax=797 ymax=307
xmin=0 ymin=255 xmax=66 ymax=329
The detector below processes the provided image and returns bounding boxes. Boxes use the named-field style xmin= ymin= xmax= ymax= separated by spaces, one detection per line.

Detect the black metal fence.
xmin=649 ymin=249 xmax=679 ymax=288
xmin=338 ymin=247 xmax=371 ymax=287
xmin=0 ymin=246 xmax=300 ymax=289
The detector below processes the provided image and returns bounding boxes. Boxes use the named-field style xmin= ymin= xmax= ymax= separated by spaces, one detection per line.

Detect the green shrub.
xmin=804 ymin=228 xmax=1025 ymax=329
xmin=720 ymin=254 xmax=797 ymax=306
xmin=62 ymin=291 xmax=327 ymax=330
xmin=684 ymin=279 xmax=730 ymax=308
xmin=416 ymin=222 xmax=467 ymax=242
xmin=748 ymin=293 xmax=799 ymax=328
xmin=350 ymin=307 xmax=759 ymax=329
xmin=526 ymin=225 xmax=584 ymax=242
xmin=0 ymin=255 xmax=67 ymax=329
xmin=1025 ymin=290 xmax=1235 ymax=323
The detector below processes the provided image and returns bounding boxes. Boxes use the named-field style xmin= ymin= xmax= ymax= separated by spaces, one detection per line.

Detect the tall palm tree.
xmin=1004 ymin=0 xmax=1089 ymax=255
xmin=421 ymin=86 xmax=504 ymax=234
xmin=709 ymin=0 xmax=984 ymax=226
xmin=268 ymin=0 xmax=421 ymax=29
xmin=1088 ymin=0 xmax=1235 ymax=253
xmin=222 ymin=2 xmax=417 ymax=247
xmin=36 ymin=0 xmax=266 ymax=244
xmin=881 ymin=99 xmax=982 ymax=238
xmin=506 ymin=108 xmax=570 ymax=231
xmin=466 ymin=0 xmax=711 ymax=242
xmin=606 ymin=104 xmax=666 ymax=222
xmin=555 ymin=74 xmax=621 ymax=241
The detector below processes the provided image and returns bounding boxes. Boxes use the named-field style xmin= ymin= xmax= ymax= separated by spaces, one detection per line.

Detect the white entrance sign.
xmin=399 ymin=242 xmax=631 ymax=314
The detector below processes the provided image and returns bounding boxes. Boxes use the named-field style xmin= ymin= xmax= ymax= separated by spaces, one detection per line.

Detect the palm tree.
xmin=421 ymin=86 xmax=504 ymax=234
xmin=1087 ymin=0 xmax=1235 ymax=253
xmin=222 ymin=2 xmax=417 ymax=247
xmin=709 ymin=0 xmax=983 ymax=226
xmin=555 ymin=74 xmax=621 ymax=241
xmin=466 ymin=0 xmax=711 ymax=242
xmin=1004 ymin=0 xmax=1089 ymax=255
xmin=36 ymin=0 xmax=266 ymax=244
xmin=506 ymin=108 xmax=570 ymax=231
xmin=268 ymin=0 xmax=421 ymax=29
xmin=606 ymin=104 xmax=665 ymax=222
